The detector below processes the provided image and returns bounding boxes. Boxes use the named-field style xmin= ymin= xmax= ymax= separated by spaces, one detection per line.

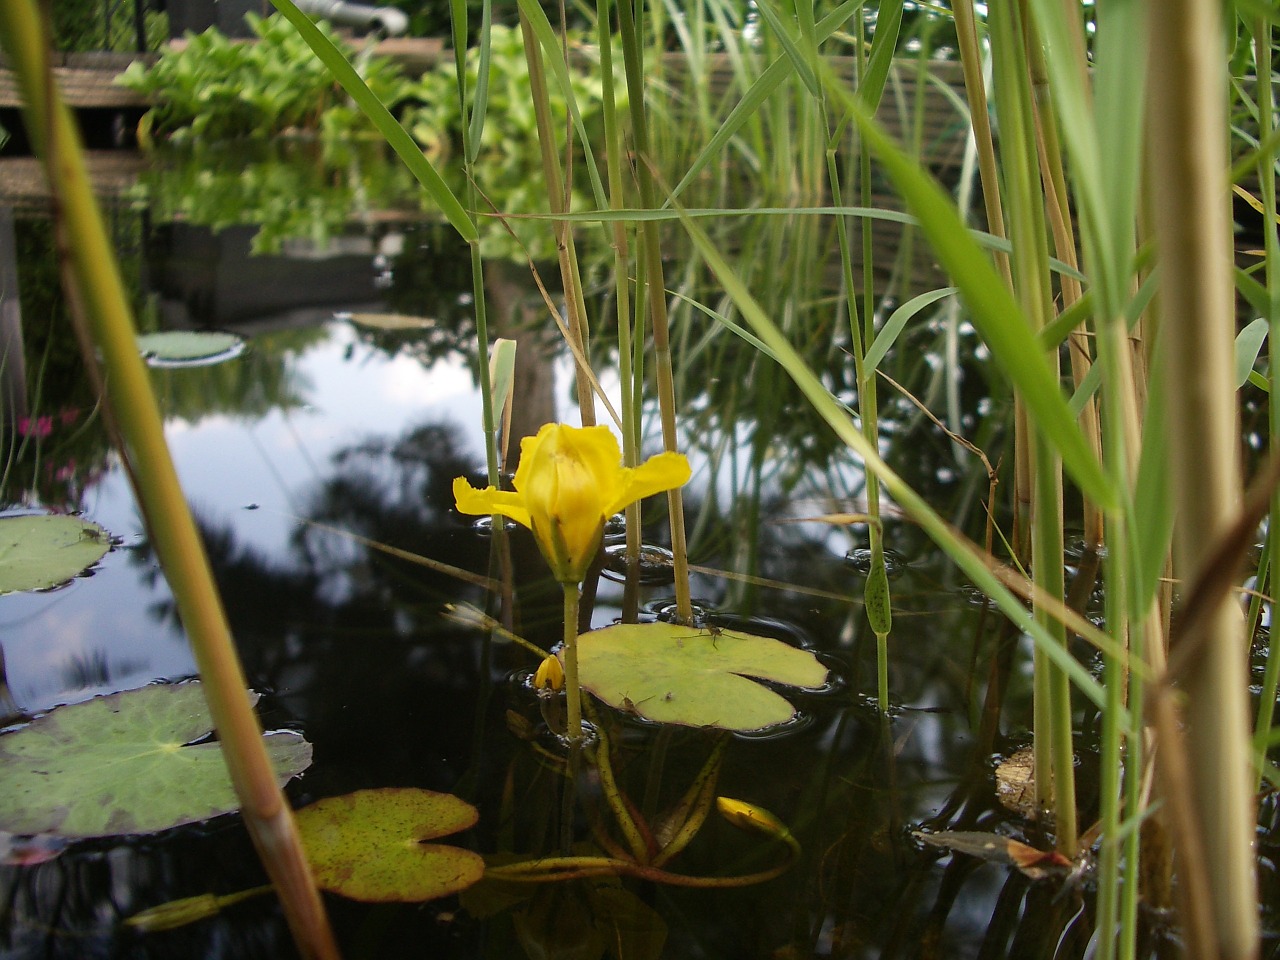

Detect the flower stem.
xmin=562 ymin=583 xmax=583 ymax=741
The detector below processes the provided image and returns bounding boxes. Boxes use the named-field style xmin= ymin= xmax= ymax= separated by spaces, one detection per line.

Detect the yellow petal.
xmin=606 ymin=452 xmax=692 ymax=515
xmin=533 ymin=654 xmax=565 ymax=692
xmin=452 ymin=477 xmax=532 ymax=529
xmin=520 ymin=425 xmax=609 ymax=582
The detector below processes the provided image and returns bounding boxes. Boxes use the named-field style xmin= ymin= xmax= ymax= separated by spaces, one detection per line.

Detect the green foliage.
xmin=116 ymin=13 xmax=413 ymax=143
xmin=0 ymin=683 xmax=312 ymax=838
xmin=402 ymin=24 xmax=624 ymax=260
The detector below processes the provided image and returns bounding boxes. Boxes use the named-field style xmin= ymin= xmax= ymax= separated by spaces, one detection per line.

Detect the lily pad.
xmin=576 ymin=623 xmax=829 ymax=731
xmin=0 ymin=683 xmax=312 ymax=837
xmin=0 ymin=514 xmax=111 ymax=595
xmin=346 ymin=312 xmax=434 ymax=331
xmin=296 ymin=788 xmax=484 ymax=902
xmin=136 ymin=331 xmax=245 ymax=367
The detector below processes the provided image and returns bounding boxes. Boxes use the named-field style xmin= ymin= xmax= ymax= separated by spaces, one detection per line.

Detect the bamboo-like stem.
xmin=0 ymin=7 xmax=339 ymax=958
xmin=616 ymin=0 xmax=692 ymax=623
xmin=1145 ymin=0 xmax=1259 ymax=955
xmin=518 ymin=10 xmax=596 ymax=428
xmin=990 ymin=0 xmax=1076 ymax=852
xmin=449 ymin=0 xmax=501 ymax=486
xmin=1255 ymin=15 xmax=1280 ymax=794
xmin=595 ymin=0 xmax=643 ymax=620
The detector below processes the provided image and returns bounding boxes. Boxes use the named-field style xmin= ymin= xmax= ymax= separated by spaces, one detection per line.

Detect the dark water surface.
xmin=3 ymin=196 xmax=1270 ymax=959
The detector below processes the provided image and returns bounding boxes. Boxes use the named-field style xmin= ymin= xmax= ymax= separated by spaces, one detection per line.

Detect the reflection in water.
xmin=1 ymin=202 xmax=1222 ymax=960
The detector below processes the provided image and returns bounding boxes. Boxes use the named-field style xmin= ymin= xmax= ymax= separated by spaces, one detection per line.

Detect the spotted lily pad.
xmin=576 ymin=623 xmax=829 ymax=731
xmin=136 ymin=331 xmax=244 ymax=367
xmin=295 ymin=788 xmax=484 ymax=902
xmin=0 ymin=682 xmax=312 ymax=837
xmin=0 ymin=514 xmax=110 ymax=595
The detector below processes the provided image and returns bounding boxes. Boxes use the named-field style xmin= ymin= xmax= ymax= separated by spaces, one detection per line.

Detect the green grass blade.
xmin=515 ymin=0 xmax=610 ymax=212
xmin=674 ymin=203 xmax=1115 ymax=713
xmin=268 ymin=0 xmax=477 ymax=243
xmin=667 ymin=1 xmax=865 ymax=201
xmin=821 ymin=65 xmax=1115 ymax=508
xmin=864 ymin=286 xmax=956 ymax=373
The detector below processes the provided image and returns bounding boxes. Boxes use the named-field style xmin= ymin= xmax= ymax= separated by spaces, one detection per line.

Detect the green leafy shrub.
xmin=401 ymin=23 xmax=625 ymax=260
xmin=116 ymin=13 xmax=412 ymax=143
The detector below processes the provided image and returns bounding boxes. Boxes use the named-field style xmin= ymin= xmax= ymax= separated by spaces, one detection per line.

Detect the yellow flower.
xmin=532 ymin=654 xmax=565 ymax=692
xmin=453 ymin=423 xmax=691 ymax=583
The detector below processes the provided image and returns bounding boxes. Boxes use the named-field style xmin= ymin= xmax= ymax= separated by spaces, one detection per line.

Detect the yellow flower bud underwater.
xmin=453 ymin=423 xmax=691 ymax=584
xmin=533 ymin=654 xmax=565 ymax=693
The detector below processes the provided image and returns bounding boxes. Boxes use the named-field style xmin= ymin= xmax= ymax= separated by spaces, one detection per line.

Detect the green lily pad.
xmin=136 ymin=331 xmax=244 ymax=366
xmin=345 ymin=312 xmax=434 ymax=331
xmin=0 ymin=682 xmax=312 ymax=838
xmin=576 ymin=623 xmax=829 ymax=731
xmin=0 ymin=514 xmax=111 ymax=595
xmin=296 ymin=788 xmax=484 ymax=902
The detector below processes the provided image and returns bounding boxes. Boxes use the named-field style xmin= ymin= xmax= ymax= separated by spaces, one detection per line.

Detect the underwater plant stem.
xmin=562 ymin=583 xmax=584 ymax=741
xmin=1146 ymin=0 xmax=1259 ymax=954
xmin=0 ymin=6 xmax=340 ymax=958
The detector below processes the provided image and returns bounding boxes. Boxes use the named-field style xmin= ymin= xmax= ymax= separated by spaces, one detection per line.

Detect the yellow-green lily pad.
xmin=576 ymin=623 xmax=829 ymax=731
xmin=0 ymin=682 xmax=312 ymax=837
xmin=0 ymin=514 xmax=110 ymax=595
xmin=345 ymin=312 xmax=434 ymax=331
xmin=136 ymin=331 xmax=244 ymax=366
xmin=296 ymin=788 xmax=484 ymax=902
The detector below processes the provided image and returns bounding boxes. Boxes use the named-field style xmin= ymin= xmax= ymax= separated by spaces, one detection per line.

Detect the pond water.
xmin=1 ymin=159 xmax=1276 ymax=959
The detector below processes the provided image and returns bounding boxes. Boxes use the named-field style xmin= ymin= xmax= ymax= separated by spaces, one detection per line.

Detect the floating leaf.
xmin=0 ymin=514 xmax=110 ymax=594
xmin=576 ymin=623 xmax=828 ymax=731
xmin=136 ymin=331 xmax=244 ymax=366
xmin=295 ymin=788 xmax=484 ymax=902
xmin=0 ymin=683 xmax=311 ymax=838
xmin=346 ymin=312 xmax=434 ymax=331
xmin=913 ymin=830 xmax=1074 ymax=881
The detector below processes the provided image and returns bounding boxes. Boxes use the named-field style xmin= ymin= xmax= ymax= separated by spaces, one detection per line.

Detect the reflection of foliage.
xmin=145 ymin=327 xmax=321 ymax=427
xmin=132 ymin=140 xmax=421 ymax=255
xmin=117 ymin=14 xmax=413 ymax=144
xmin=402 ymin=24 xmax=624 ymax=261
xmin=1 ymin=219 xmax=133 ymax=509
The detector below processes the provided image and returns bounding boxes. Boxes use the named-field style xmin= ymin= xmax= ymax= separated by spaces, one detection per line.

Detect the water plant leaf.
xmin=346 ymin=312 xmax=434 ymax=331
xmin=576 ymin=623 xmax=828 ymax=731
xmin=0 ymin=683 xmax=311 ymax=837
xmin=294 ymin=788 xmax=484 ymax=902
xmin=913 ymin=830 xmax=1074 ymax=881
xmin=1235 ymin=317 xmax=1269 ymax=389
xmin=136 ymin=331 xmax=244 ymax=366
xmin=0 ymin=514 xmax=110 ymax=594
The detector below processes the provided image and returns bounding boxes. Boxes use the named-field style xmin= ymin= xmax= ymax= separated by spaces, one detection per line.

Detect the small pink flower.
xmin=17 ymin=416 xmax=54 ymax=438
xmin=58 ymin=408 xmax=79 ymax=427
